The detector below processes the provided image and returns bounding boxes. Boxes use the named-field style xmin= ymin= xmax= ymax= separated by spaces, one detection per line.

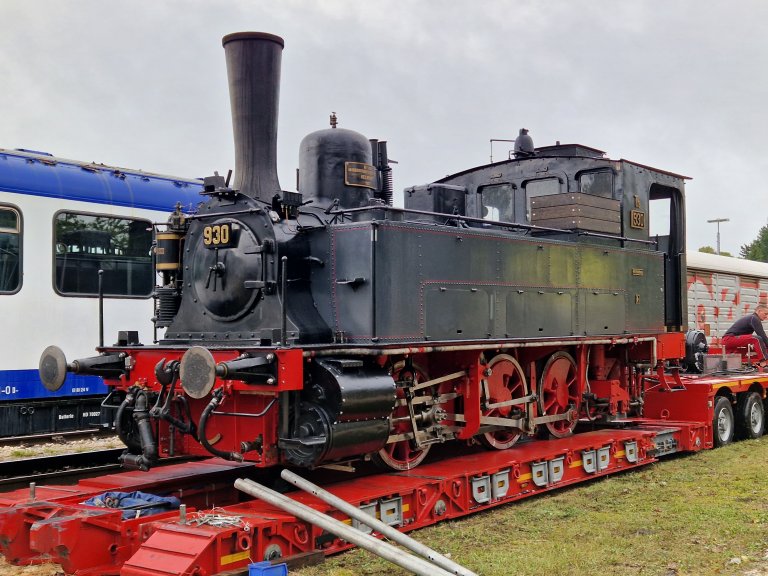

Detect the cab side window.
xmin=579 ymin=170 xmax=613 ymax=198
xmin=480 ymin=184 xmax=515 ymax=222
xmin=0 ymin=206 xmax=21 ymax=293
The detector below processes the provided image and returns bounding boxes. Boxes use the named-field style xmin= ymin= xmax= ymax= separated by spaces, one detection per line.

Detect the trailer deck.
xmin=0 ymin=370 xmax=764 ymax=575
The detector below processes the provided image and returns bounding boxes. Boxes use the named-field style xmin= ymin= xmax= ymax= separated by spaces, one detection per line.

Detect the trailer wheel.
xmin=713 ymin=396 xmax=735 ymax=447
xmin=736 ymin=392 xmax=764 ymax=439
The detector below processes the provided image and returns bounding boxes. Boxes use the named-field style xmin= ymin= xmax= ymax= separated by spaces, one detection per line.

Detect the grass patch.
xmin=292 ymin=438 xmax=768 ymax=576
xmin=9 ymin=449 xmax=36 ymax=459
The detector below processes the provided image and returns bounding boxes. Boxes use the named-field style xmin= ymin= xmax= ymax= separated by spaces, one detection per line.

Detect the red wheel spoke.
xmin=372 ymin=365 xmax=432 ymax=471
xmin=539 ymin=352 xmax=582 ymax=438
xmin=480 ymin=354 xmax=527 ymax=451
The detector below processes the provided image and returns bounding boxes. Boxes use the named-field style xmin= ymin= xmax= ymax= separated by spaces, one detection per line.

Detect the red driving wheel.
xmin=538 ymin=351 xmax=580 ymax=438
xmin=371 ymin=364 xmax=432 ymax=471
xmin=480 ymin=354 xmax=528 ymax=450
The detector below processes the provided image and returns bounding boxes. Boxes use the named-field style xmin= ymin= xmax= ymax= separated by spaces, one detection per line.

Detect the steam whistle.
xmin=179 ymin=346 xmax=276 ymax=399
xmin=39 ymin=346 xmax=127 ymax=391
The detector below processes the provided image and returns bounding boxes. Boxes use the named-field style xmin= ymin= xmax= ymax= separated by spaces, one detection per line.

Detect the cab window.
xmin=480 ymin=184 xmax=514 ymax=222
xmin=54 ymin=212 xmax=153 ymax=297
xmin=579 ymin=170 xmax=613 ymax=198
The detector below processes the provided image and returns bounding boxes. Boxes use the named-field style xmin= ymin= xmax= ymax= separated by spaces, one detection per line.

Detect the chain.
xmin=188 ymin=508 xmax=251 ymax=531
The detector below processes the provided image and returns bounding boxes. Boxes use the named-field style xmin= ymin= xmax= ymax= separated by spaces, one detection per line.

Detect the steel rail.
xmin=0 ymin=428 xmax=114 ymax=448
xmin=0 ymin=449 xmax=125 ymax=491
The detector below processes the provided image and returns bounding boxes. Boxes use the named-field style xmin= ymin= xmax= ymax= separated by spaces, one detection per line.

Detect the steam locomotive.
xmin=39 ymin=32 xmax=690 ymax=472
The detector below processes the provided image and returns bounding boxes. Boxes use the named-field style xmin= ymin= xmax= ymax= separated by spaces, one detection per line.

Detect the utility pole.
xmin=707 ymin=218 xmax=730 ymax=255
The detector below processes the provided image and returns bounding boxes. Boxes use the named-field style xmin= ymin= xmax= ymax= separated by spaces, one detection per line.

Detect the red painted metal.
xmin=480 ymin=354 xmax=526 ymax=449
xmin=589 ymin=379 xmax=630 ymax=414
xmin=0 ymin=428 xmax=662 ymax=575
xmin=274 ymin=348 xmax=304 ymax=391
xmin=120 ymin=427 xmax=663 ymax=575
xmin=454 ymin=351 xmax=483 ymax=440
xmin=95 ymin=335 xmax=697 ymax=472
xmin=0 ymin=371 xmax=764 ymax=575
xmin=0 ymin=459 xmax=253 ymax=574
xmin=373 ymin=363 xmax=433 ymax=470
xmin=654 ymin=332 xmax=686 ymax=360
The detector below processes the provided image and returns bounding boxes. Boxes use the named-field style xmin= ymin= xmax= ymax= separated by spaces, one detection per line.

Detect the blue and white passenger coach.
xmin=0 ymin=148 xmax=201 ymax=435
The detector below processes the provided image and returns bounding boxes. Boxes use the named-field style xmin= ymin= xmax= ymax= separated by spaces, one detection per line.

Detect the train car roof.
xmin=687 ymin=251 xmax=768 ymax=278
xmin=0 ymin=148 xmax=204 ymax=212
xmin=436 ymin=144 xmax=690 ymax=182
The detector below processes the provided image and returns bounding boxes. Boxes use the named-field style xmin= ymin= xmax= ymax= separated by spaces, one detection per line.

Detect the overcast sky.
xmin=1 ymin=1 xmax=766 ymax=255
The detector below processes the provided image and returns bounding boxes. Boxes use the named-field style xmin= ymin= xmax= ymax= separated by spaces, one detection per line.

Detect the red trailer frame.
xmin=0 ymin=369 xmax=764 ymax=575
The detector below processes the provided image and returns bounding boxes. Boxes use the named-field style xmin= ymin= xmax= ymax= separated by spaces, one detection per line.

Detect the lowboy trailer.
xmin=0 ymin=367 xmax=764 ymax=576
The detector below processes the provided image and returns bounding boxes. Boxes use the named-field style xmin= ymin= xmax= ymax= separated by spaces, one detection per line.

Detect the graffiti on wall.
xmin=687 ymin=270 xmax=768 ymax=344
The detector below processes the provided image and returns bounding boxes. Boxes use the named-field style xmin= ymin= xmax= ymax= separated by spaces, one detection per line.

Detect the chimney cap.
xmin=222 ymin=32 xmax=284 ymax=47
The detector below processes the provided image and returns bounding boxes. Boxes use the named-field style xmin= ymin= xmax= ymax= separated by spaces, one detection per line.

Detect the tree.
xmin=740 ymin=224 xmax=768 ymax=262
xmin=698 ymin=246 xmax=733 ymax=257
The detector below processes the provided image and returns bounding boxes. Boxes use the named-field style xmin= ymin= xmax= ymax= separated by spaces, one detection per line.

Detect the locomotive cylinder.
xmin=222 ymin=31 xmax=284 ymax=202
xmin=282 ymin=359 xmax=395 ymax=467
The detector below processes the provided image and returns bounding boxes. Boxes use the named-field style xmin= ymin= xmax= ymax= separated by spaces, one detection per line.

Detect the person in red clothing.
xmin=722 ymin=304 xmax=768 ymax=367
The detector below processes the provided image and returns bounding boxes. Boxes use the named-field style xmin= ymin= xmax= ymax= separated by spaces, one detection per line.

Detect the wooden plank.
xmin=530 ymin=193 xmax=619 ymax=211
xmin=531 ymin=205 xmax=619 ymax=222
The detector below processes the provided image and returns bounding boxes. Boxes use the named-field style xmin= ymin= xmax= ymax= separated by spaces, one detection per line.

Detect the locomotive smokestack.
xmin=222 ymin=32 xmax=284 ymax=201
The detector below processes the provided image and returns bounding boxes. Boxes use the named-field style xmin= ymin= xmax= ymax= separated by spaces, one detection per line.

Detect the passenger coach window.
xmin=579 ymin=170 xmax=613 ymax=198
xmin=54 ymin=212 xmax=153 ymax=297
xmin=480 ymin=184 xmax=514 ymax=222
xmin=0 ymin=207 xmax=21 ymax=293
xmin=525 ymin=178 xmax=560 ymax=221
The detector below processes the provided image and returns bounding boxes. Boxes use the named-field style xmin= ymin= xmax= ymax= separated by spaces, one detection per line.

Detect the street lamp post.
xmin=707 ymin=218 xmax=730 ymax=255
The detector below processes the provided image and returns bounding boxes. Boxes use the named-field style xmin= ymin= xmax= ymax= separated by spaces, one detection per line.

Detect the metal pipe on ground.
xmin=234 ymin=478 xmax=455 ymax=576
xmin=281 ymin=469 xmax=477 ymax=576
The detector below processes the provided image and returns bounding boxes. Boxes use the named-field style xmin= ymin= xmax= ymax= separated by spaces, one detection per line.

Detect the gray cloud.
xmin=1 ymin=0 xmax=766 ymax=254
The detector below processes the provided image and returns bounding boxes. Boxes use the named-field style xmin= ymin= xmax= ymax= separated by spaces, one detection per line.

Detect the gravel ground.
xmin=0 ymin=562 xmax=63 ymax=576
xmin=0 ymin=435 xmax=123 ymax=461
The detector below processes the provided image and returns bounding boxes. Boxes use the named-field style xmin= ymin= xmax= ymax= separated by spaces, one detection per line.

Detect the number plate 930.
xmin=202 ymin=223 xmax=233 ymax=248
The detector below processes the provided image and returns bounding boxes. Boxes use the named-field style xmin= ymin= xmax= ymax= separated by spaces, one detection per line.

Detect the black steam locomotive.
xmin=40 ymin=32 xmax=689 ymax=472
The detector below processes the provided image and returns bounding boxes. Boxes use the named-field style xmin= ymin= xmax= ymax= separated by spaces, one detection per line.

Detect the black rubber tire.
xmin=713 ymin=396 xmax=735 ymax=447
xmin=736 ymin=391 xmax=765 ymax=439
